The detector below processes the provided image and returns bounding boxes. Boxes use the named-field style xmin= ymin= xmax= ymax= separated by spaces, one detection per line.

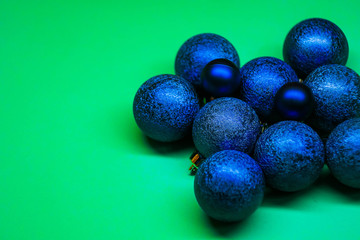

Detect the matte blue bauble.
xmin=194 ymin=150 xmax=265 ymax=222
xmin=192 ymin=97 xmax=261 ymax=157
xmin=304 ymin=64 xmax=360 ymax=134
xmin=254 ymin=121 xmax=325 ymax=192
xmin=200 ymin=58 xmax=241 ymax=97
xmin=326 ymin=118 xmax=360 ymax=188
xmin=275 ymin=82 xmax=314 ymax=121
xmin=175 ymin=33 xmax=240 ymax=87
xmin=133 ymin=74 xmax=200 ymax=142
xmin=283 ymin=18 xmax=349 ymax=79
xmin=239 ymin=57 xmax=298 ymax=122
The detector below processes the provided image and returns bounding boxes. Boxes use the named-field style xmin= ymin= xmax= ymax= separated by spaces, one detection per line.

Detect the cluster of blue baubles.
xmin=133 ymin=18 xmax=360 ymax=222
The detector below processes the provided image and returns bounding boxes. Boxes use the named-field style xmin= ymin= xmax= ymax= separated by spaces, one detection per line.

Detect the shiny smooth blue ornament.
xmin=133 ymin=74 xmax=200 ymax=142
xmin=304 ymin=64 xmax=360 ymax=134
xmin=326 ymin=118 xmax=360 ymax=188
xmin=175 ymin=33 xmax=240 ymax=87
xmin=283 ymin=18 xmax=349 ymax=79
xmin=239 ymin=57 xmax=298 ymax=122
xmin=192 ymin=97 xmax=261 ymax=157
xmin=254 ymin=121 xmax=325 ymax=192
xmin=194 ymin=150 xmax=265 ymax=222
xmin=200 ymin=58 xmax=241 ymax=98
xmin=275 ymin=82 xmax=314 ymax=121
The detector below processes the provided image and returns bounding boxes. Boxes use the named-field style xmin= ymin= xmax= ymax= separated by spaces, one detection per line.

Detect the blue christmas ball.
xmin=326 ymin=118 xmax=360 ymax=188
xmin=194 ymin=150 xmax=265 ymax=222
xmin=133 ymin=74 xmax=200 ymax=142
xmin=192 ymin=97 xmax=261 ymax=157
xmin=239 ymin=57 xmax=298 ymax=122
xmin=200 ymin=58 xmax=241 ymax=98
xmin=304 ymin=64 xmax=360 ymax=134
xmin=275 ymin=82 xmax=314 ymax=121
xmin=283 ymin=18 xmax=349 ymax=79
xmin=175 ymin=33 xmax=240 ymax=87
xmin=254 ymin=121 xmax=325 ymax=192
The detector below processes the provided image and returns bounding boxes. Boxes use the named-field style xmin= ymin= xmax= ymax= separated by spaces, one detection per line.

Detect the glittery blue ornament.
xmin=133 ymin=74 xmax=200 ymax=142
xmin=175 ymin=33 xmax=240 ymax=87
xmin=275 ymin=82 xmax=314 ymax=121
xmin=192 ymin=97 xmax=261 ymax=157
xmin=283 ymin=18 xmax=349 ymax=79
xmin=200 ymin=58 xmax=241 ymax=98
xmin=326 ymin=118 xmax=360 ymax=188
xmin=194 ymin=150 xmax=265 ymax=222
xmin=254 ymin=121 xmax=325 ymax=192
xmin=239 ymin=57 xmax=298 ymax=122
xmin=304 ymin=64 xmax=360 ymax=134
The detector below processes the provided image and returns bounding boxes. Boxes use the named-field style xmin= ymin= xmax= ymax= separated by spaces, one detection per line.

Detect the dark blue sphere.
xmin=175 ymin=33 xmax=240 ymax=87
xmin=283 ymin=18 xmax=349 ymax=79
xmin=254 ymin=121 xmax=325 ymax=192
xmin=133 ymin=74 xmax=200 ymax=142
xmin=304 ymin=64 xmax=360 ymax=134
xmin=275 ymin=82 xmax=314 ymax=121
xmin=192 ymin=97 xmax=261 ymax=157
xmin=200 ymin=58 xmax=241 ymax=98
xmin=326 ymin=118 xmax=360 ymax=188
xmin=239 ymin=57 xmax=298 ymax=122
xmin=194 ymin=150 xmax=265 ymax=222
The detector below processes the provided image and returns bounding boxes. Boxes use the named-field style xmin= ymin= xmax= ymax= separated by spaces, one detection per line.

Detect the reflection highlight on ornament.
xmin=283 ymin=89 xmax=306 ymax=102
xmin=210 ymin=65 xmax=233 ymax=80
xmin=304 ymin=36 xmax=329 ymax=45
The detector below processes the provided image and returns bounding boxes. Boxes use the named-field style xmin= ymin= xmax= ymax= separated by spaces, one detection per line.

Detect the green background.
xmin=1 ymin=0 xmax=360 ymax=239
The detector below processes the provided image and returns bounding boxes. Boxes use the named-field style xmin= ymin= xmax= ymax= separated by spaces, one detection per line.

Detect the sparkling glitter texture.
xmin=304 ymin=64 xmax=360 ymax=134
xmin=326 ymin=118 xmax=360 ymax=188
xmin=133 ymin=74 xmax=200 ymax=142
xmin=239 ymin=57 xmax=298 ymax=122
xmin=175 ymin=33 xmax=240 ymax=87
xmin=254 ymin=121 xmax=325 ymax=192
xmin=283 ymin=18 xmax=349 ymax=79
xmin=192 ymin=97 xmax=261 ymax=157
xmin=194 ymin=150 xmax=265 ymax=222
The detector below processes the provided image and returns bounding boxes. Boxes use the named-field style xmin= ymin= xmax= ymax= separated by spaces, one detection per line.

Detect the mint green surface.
xmin=1 ymin=1 xmax=360 ymax=239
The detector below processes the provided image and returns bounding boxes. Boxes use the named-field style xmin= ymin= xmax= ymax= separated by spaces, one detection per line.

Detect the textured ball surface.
xmin=194 ymin=150 xmax=265 ymax=222
xmin=275 ymin=82 xmax=314 ymax=121
xmin=200 ymin=58 xmax=241 ymax=98
xmin=326 ymin=118 xmax=360 ymax=188
xmin=254 ymin=121 xmax=325 ymax=192
xmin=304 ymin=64 xmax=360 ymax=133
xmin=283 ymin=18 xmax=349 ymax=79
xmin=192 ymin=97 xmax=261 ymax=157
xmin=239 ymin=57 xmax=298 ymax=122
xmin=175 ymin=33 xmax=240 ymax=87
xmin=133 ymin=74 xmax=200 ymax=142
